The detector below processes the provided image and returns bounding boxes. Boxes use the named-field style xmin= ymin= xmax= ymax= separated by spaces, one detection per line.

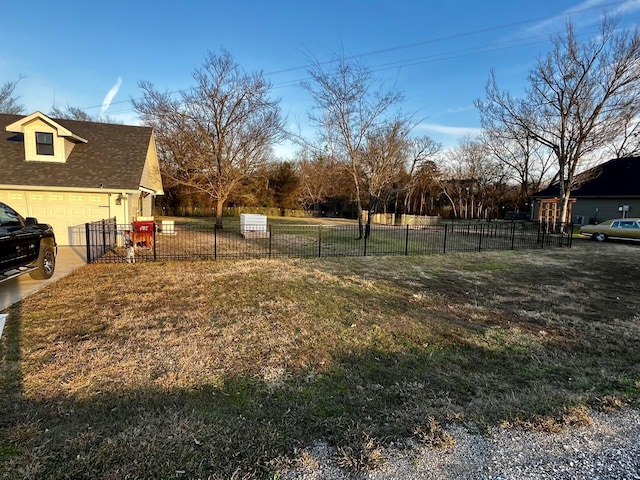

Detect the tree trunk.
xmin=356 ymin=202 xmax=364 ymax=239
xmin=215 ymin=198 xmax=224 ymax=229
xmin=365 ymin=194 xmax=375 ymax=240
xmin=441 ymin=188 xmax=457 ymax=218
xmin=559 ymin=177 xmax=571 ymax=226
xmin=559 ymin=193 xmax=572 ymax=228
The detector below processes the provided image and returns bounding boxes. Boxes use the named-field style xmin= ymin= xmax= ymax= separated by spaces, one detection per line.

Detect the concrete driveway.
xmin=0 ymin=246 xmax=87 ymax=311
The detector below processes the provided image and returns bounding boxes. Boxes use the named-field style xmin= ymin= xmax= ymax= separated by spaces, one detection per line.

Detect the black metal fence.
xmin=85 ymin=219 xmax=573 ymax=264
xmin=85 ymin=218 xmax=118 ymax=263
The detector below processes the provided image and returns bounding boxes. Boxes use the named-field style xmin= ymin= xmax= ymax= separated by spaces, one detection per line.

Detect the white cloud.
xmin=101 ymin=77 xmax=122 ymax=115
xmin=418 ymin=122 xmax=482 ymax=137
xmin=444 ymin=105 xmax=476 ymax=115
xmin=612 ymin=0 xmax=640 ymax=14
xmin=528 ymin=0 xmax=640 ymax=34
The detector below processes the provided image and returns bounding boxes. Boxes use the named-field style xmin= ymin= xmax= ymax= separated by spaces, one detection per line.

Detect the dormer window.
xmin=6 ymin=112 xmax=88 ymax=163
xmin=36 ymin=132 xmax=54 ymax=155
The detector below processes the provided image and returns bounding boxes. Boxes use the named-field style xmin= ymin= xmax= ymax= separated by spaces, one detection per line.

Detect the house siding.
xmin=533 ymin=197 xmax=640 ymax=225
xmin=572 ymin=198 xmax=640 ymax=224
xmin=1 ymin=112 xmax=164 ymax=245
xmin=531 ymin=157 xmax=640 ymax=225
xmin=139 ymin=132 xmax=164 ymax=194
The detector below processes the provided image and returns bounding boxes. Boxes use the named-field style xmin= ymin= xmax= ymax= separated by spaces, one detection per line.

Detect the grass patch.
xmin=413 ymin=417 xmax=457 ymax=448
xmin=1 ymin=240 xmax=639 ymax=478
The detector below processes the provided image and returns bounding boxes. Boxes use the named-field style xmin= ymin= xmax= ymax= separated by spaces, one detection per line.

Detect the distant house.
xmin=0 ymin=112 xmax=163 ymax=245
xmin=531 ymin=156 xmax=640 ymax=225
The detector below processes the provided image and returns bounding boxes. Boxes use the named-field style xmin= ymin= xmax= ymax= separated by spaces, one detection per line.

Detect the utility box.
xmin=240 ymin=214 xmax=268 ymax=238
xmin=158 ymin=219 xmax=175 ymax=235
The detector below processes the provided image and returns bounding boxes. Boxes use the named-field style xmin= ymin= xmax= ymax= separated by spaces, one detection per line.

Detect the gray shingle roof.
xmin=533 ymin=156 xmax=640 ymax=198
xmin=0 ymin=113 xmax=153 ymax=191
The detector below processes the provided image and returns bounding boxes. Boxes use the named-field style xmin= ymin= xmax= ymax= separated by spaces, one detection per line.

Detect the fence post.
xmin=101 ymin=219 xmax=107 ymax=257
xmin=478 ymin=224 xmax=483 ymax=252
xmin=568 ymin=223 xmax=574 ymax=248
xmin=318 ymin=225 xmax=322 ymax=258
xmin=443 ymin=224 xmax=448 ymax=254
xmin=268 ymin=224 xmax=272 ymax=259
xmin=214 ymin=224 xmax=217 ymax=260
xmin=405 ymin=224 xmax=409 ymax=255
xmin=85 ymin=223 xmax=92 ymax=264
xmin=153 ymin=223 xmax=157 ymax=261
xmin=536 ymin=223 xmax=541 ymax=246
xmin=363 ymin=231 xmax=367 ymax=256
xmin=511 ymin=222 xmax=516 ymax=250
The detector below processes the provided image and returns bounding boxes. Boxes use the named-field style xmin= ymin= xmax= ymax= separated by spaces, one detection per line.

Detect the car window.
xmin=619 ymin=221 xmax=637 ymax=228
xmin=0 ymin=205 xmax=22 ymax=227
xmin=612 ymin=221 xmax=620 ymax=228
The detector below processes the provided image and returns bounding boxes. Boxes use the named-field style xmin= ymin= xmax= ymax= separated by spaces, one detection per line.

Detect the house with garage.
xmin=0 ymin=112 xmax=163 ymax=245
xmin=531 ymin=156 xmax=640 ymax=225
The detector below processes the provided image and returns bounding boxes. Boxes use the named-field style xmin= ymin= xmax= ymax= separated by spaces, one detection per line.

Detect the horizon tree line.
xmin=2 ymin=16 xmax=639 ymax=225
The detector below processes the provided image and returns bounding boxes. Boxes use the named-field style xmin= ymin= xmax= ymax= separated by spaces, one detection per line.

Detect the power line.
xmin=262 ymin=0 xmax=639 ymax=77
xmin=79 ymin=1 xmax=639 ymax=115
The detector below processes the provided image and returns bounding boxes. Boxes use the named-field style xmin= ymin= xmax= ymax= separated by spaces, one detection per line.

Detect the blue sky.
xmin=2 ymin=0 xmax=639 ymax=156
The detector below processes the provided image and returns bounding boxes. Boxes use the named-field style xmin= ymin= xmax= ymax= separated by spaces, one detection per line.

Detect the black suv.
xmin=0 ymin=201 xmax=57 ymax=282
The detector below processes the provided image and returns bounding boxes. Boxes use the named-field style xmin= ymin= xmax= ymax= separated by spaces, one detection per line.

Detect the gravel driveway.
xmin=283 ymin=408 xmax=640 ymax=479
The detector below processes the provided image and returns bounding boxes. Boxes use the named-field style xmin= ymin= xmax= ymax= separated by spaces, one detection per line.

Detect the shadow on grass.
xmin=1 ymin=335 xmax=638 ymax=479
xmin=1 ymin=243 xmax=640 ymax=478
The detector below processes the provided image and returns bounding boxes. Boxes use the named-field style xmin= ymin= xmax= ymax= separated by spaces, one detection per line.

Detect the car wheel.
xmin=29 ymin=245 xmax=56 ymax=280
xmin=594 ymin=232 xmax=607 ymax=242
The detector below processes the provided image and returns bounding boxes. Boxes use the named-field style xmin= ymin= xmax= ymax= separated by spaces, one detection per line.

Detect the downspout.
xmin=123 ymin=193 xmax=130 ymax=225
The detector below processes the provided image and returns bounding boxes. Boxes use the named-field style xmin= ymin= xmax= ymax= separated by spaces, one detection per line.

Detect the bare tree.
xmin=49 ymin=105 xmax=122 ymax=123
xmin=297 ymin=153 xmax=330 ymax=213
xmin=303 ymin=55 xmax=405 ymax=238
xmin=133 ymin=50 xmax=285 ymax=227
xmin=477 ymin=17 xmax=640 ymax=224
xmin=403 ymin=135 xmax=442 ymax=214
xmin=297 ymin=151 xmax=353 ymax=215
xmin=481 ymin=126 xmax=555 ymax=210
xmin=604 ymin=111 xmax=640 ymax=158
xmin=441 ymin=137 xmax=507 ymax=219
xmin=360 ymin=118 xmax=410 ymax=235
xmin=406 ymin=159 xmax=442 ymax=216
xmin=50 ymin=105 xmax=94 ymax=121
xmin=0 ymin=77 xmax=24 ymax=114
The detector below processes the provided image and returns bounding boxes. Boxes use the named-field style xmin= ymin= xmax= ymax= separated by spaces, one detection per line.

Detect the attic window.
xmin=36 ymin=132 xmax=54 ymax=155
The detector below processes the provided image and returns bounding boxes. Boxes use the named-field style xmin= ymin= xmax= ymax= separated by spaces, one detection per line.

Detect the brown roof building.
xmin=0 ymin=112 xmax=163 ymax=245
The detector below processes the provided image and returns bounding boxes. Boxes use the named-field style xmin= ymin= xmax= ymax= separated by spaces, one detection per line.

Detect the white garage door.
xmin=1 ymin=191 xmax=111 ymax=246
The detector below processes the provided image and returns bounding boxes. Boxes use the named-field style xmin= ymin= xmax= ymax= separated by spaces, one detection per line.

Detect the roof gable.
xmin=534 ymin=156 xmax=640 ymax=198
xmin=0 ymin=113 xmax=158 ymax=192
xmin=6 ymin=111 xmax=88 ymax=143
xmin=5 ymin=111 xmax=88 ymax=164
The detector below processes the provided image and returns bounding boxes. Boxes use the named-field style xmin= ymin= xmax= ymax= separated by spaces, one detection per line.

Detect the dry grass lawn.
xmin=1 ymin=239 xmax=639 ymax=478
